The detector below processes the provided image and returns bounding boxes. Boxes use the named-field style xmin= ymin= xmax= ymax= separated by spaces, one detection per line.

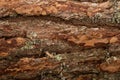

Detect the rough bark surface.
xmin=0 ymin=0 xmax=120 ymax=80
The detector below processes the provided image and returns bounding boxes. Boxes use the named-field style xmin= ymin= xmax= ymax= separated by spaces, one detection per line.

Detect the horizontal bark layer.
xmin=0 ymin=0 xmax=120 ymax=27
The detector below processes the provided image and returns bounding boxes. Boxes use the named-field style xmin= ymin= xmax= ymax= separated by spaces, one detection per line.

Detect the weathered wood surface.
xmin=0 ymin=0 xmax=120 ymax=27
xmin=0 ymin=0 xmax=120 ymax=80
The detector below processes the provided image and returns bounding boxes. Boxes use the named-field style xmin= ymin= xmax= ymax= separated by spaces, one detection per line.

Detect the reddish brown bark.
xmin=0 ymin=0 xmax=120 ymax=80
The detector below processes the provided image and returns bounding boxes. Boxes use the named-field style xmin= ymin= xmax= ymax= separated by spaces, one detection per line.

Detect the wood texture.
xmin=0 ymin=0 xmax=120 ymax=80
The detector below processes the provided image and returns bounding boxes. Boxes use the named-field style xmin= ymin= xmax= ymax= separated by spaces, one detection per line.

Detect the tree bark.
xmin=0 ymin=0 xmax=120 ymax=80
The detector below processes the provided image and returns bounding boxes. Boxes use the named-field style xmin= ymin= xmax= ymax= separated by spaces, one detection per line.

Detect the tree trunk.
xmin=0 ymin=0 xmax=120 ymax=80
